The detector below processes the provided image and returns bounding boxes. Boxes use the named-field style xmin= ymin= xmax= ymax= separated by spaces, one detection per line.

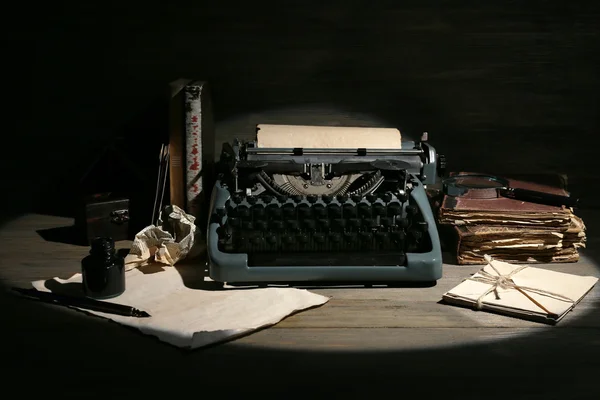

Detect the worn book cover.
xmin=438 ymin=173 xmax=574 ymax=228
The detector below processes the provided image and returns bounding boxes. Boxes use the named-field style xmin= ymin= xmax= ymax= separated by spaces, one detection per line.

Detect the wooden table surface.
xmin=3 ymin=212 xmax=600 ymax=397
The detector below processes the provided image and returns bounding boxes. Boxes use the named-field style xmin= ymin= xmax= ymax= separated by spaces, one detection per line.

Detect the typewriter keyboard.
xmin=213 ymin=191 xmax=431 ymax=258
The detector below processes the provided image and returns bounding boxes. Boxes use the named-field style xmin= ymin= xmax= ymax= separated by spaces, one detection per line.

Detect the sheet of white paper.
xmin=31 ymin=266 xmax=329 ymax=349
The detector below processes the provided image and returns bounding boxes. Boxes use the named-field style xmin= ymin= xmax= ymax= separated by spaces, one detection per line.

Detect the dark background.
xmin=7 ymin=1 xmax=600 ymax=220
xmin=5 ymin=1 xmax=600 ymax=397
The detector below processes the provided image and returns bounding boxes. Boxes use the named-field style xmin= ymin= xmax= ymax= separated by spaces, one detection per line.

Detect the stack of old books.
xmin=438 ymin=173 xmax=586 ymax=265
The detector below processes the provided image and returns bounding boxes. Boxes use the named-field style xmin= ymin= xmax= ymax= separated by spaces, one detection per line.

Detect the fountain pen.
xmin=12 ymin=287 xmax=151 ymax=318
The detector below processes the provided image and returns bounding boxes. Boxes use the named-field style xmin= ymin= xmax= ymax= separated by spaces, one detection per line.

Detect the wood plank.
xmin=232 ymin=326 xmax=600 ymax=351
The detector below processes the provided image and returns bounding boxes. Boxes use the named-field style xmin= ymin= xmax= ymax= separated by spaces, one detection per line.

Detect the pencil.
xmin=12 ymin=287 xmax=151 ymax=318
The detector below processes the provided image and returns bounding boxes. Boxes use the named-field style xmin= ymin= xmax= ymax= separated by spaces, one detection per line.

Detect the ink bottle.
xmin=82 ymin=237 xmax=125 ymax=299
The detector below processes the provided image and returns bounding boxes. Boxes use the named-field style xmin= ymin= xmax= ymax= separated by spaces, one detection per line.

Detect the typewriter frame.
xmin=207 ymin=138 xmax=443 ymax=284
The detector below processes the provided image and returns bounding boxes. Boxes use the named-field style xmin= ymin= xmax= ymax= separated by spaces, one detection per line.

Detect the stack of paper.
xmin=442 ymin=256 xmax=598 ymax=323
xmin=438 ymin=174 xmax=586 ymax=264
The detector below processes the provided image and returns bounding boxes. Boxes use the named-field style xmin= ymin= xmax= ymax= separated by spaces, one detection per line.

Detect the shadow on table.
xmin=36 ymin=224 xmax=89 ymax=247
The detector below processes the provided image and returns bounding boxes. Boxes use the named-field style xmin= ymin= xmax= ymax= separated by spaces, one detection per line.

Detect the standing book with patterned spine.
xmin=168 ymin=80 xmax=216 ymax=229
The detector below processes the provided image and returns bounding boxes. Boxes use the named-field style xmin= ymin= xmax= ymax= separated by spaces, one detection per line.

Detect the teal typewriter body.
xmin=207 ymin=125 xmax=444 ymax=284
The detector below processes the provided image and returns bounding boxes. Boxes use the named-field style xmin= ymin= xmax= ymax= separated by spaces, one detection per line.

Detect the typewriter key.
xmin=344 ymin=232 xmax=357 ymax=242
xmin=360 ymin=232 xmax=373 ymax=241
xmin=318 ymin=219 xmax=331 ymax=229
xmin=237 ymin=206 xmax=251 ymax=218
xmin=336 ymin=194 xmax=349 ymax=203
xmin=313 ymin=204 xmax=327 ymax=217
xmin=348 ymin=218 xmax=361 ymax=228
xmin=297 ymin=234 xmax=309 ymax=243
xmin=391 ymin=231 xmax=406 ymax=243
xmin=261 ymin=195 xmax=273 ymax=204
xmin=231 ymin=193 xmax=243 ymax=204
xmin=246 ymin=196 xmax=257 ymax=205
xmin=358 ymin=203 xmax=372 ymax=217
xmin=396 ymin=217 xmax=409 ymax=228
xmin=375 ymin=231 xmax=390 ymax=244
xmin=283 ymin=235 xmax=295 ymax=244
xmin=396 ymin=191 xmax=408 ymax=203
xmin=343 ymin=204 xmax=357 ymax=217
xmin=411 ymin=230 xmax=423 ymax=241
xmin=327 ymin=204 xmax=342 ymax=217
xmin=332 ymin=218 xmax=346 ymax=229
xmin=387 ymin=202 xmax=402 ymax=216
xmin=303 ymin=220 xmax=317 ymax=230
xmin=321 ymin=194 xmax=333 ymax=203
xmin=286 ymin=220 xmax=300 ymax=231
xmin=270 ymin=221 xmax=285 ymax=231
xmin=298 ymin=204 xmax=312 ymax=218
xmin=282 ymin=203 xmax=296 ymax=217
xmin=255 ymin=220 xmax=268 ymax=230
xmin=267 ymin=204 xmax=283 ymax=219
xmin=227 ymin=217 xmax=240 ymax=227
xmin=362 ymin=218 xmax=378 ymax=228
xmin=313 ymin=233 xmax=326 ymax=243
xmin=252 ymin=204 xmax=266 ymax=219
xmin=380 ymin=217 xmax=393 ymax=227
xmin=373 ymin=204 xmax=386 ymax=216
xmin=306 ymin=194 xmax=318 ymax=203
xmin=266 ymin=235 xmax=277 ymax=244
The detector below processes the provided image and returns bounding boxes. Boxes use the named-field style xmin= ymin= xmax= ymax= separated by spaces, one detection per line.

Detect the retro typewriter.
xmin=207 ymin=124 xmax=445 ymax=284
